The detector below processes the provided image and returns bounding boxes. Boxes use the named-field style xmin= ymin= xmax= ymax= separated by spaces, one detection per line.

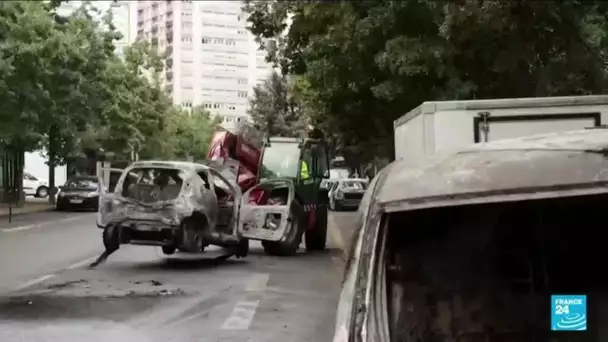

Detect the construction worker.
xmin=300 ymin=159 xmax=310 ymax=180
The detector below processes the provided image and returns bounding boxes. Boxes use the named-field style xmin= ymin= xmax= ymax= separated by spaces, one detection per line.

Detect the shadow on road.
xmin=127 ymin=256 xmax=247 ymax=272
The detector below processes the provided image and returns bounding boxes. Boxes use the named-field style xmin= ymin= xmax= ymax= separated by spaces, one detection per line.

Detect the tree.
xmin=247 ymin=70 xmax=307 ymax=137
xmin=244 ymin=0 xmax=608 ymax=162
xmin=159 ymin=106 xmax=222 ymax=161
xmin=0 ymin=1 xmax=177 ymax=204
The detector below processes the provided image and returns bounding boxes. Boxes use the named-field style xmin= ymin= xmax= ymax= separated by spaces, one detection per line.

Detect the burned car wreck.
xmin=92 ymin=161 xmax=248 ymax=266
xmin=334 ymin=129 xmax=608 ymax=342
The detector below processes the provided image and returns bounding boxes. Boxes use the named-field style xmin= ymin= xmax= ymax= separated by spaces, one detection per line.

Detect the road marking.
xmin=14 ymin=274 xmax=55 ymax=291
xmin=221 ymin=300 xmax=260 ymax=330
xmin=220 ymin=272 xmax=269 ymax=331
xmin=0 ymin=216 xmax=88 ymax=233
xmin=66 ymin=256 xmax=97 ymax=270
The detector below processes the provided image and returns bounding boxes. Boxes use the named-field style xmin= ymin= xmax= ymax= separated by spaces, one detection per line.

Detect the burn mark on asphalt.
xmin=0 ymin=289 xmax=187 ymax=321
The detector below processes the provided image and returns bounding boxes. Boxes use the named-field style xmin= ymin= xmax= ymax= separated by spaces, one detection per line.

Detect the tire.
xmin=263 ymin=206 xmax=302 ymax=256
xmin=102 ymin=225 xmax=120 ymax=250
xmin=235 ymin=238 xmax=249 ymax=258
xmin=181 ymin=219 xmax=203 ymax=253
xmin=162 ymin=246 xmax=176 ymax=255
xmin=36 ymin=186 xmax=49 ymax=198
xmin=334 ymin=200 xmax=342 ymax=212
xmin=56 ymin=200 xmax=68 ymax=211
xmin=305 ymin=205 xmax=327 ymax=251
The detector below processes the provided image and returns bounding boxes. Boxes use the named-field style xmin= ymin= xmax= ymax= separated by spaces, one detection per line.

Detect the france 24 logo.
xmin=551 ymin=294 xmax=587 ymax=331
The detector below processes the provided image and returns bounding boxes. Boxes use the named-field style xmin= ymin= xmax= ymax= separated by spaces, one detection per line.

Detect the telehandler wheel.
xmin=305 ymin=205 xmax=327 ymax=251
xmin=162 ymin=246 xmax=176 ymax=255
xmin=262 ymin=208 xmax=302 ymax=256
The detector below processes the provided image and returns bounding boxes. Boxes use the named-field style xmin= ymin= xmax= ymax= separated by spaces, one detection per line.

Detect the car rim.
xmin=39 ymin=188 xmax=47 ymax=196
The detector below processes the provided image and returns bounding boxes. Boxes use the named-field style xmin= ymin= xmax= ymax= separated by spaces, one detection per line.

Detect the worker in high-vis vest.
xmin=300 ymin=160 xmax=310 ymax=180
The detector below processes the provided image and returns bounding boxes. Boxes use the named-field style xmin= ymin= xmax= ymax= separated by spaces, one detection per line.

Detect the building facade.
xmin=133 ymin=0 xmax=275 ymax=130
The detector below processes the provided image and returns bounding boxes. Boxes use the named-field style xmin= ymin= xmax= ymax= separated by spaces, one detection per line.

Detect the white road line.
xmin=1 ymin=216 xmax=88 ymax=233
xmin=220 ymin=272 xmax=269 ymax=331
xmin=2 ymin=224 xmax=35 ymax=232
xmin=66 ymin=256 xmax=97 ymax=270
xmin=14 ymin=274 xmax=56 ymax=291
xmin=221 ymin=300 xmax=260 ymax=330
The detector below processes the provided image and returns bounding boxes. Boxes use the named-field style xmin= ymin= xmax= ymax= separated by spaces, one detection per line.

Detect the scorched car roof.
xmin=127 ymin=160 xmax=237 ymax=182
xmin=377 ymin=128 xmax=608 ymax=212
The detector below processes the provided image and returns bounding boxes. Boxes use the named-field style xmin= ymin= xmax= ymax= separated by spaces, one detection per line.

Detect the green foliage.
xmin=146 ymin=105 xmax=222 ymax=161
xmin=244 ymin=0 xmax=608 ymax=162
xmin=0 ymin=1 xmax=220 ymax=163
xmin=247 ymin=70 xmax=307 ymax=137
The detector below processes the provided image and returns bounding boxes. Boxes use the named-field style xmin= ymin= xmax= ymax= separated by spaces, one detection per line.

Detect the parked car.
xmin=329 ymin=178 xmax=368 ymax=211
xmin=321 ymin=179 xmax=338 ymax=196
xmin=333 ymin=129 xmax=608 ymax=342
xmin=56 ymin=176 xmax=100 ymax=211
xmin=23 ymin=171 xmax=49 ymax=198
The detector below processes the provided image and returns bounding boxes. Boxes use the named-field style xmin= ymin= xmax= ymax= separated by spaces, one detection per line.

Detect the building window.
xmin=226 ymin=39 xmax=236 ymax=46
xmin=238 ymin=91 xmax=248 ymax=98
xmin=238 ymin=78 xmax=248 ymax=85
xmin=202 ymin=37 xmax=210 ymax=44
xmin=181 ymin=36 xmax=192 ymax=43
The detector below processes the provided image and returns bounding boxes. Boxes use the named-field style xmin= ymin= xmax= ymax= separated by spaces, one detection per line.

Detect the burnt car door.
xmin=207 ymin=167 xmax=242 ymax=232
xmin=96 ymin=168 xmax=125 ymax=228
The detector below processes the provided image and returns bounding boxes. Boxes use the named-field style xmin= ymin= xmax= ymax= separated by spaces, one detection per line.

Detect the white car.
xmin=23 ymin=171 xmax=49 ymax=198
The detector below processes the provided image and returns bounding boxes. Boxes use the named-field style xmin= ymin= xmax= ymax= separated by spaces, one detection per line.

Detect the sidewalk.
xmin=0 ymin=198 xmax=54 ymax=218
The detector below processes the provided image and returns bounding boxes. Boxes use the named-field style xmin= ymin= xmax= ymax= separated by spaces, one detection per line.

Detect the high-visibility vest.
xmin=301 ymin=160 xmax=310 ymax=179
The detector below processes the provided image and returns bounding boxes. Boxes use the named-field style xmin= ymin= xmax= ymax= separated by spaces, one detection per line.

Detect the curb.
xmin=0 ymin=206 xmax=55 ymax=219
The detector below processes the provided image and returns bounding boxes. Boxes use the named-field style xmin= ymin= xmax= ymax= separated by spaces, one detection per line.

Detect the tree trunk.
xmin=48 ymin=125 xmax=57 ymax=205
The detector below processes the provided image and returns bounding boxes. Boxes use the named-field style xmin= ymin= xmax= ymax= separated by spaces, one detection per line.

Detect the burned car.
xmin=94 ymin=160 xmax=248 ymax=265
xmin=334 ymin=129 xmax=608 ymax=342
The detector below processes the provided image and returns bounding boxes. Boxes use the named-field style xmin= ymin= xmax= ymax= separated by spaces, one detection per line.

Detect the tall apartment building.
xmin=57 ymin=1 xmax=134 ymax=57
xmin=133 ymin=0 xmax=275 ymax=130
xmin=109 ymin=1 xmax=133 ymax=59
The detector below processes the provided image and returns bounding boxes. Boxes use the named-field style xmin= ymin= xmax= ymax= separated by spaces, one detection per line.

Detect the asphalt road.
xmin=0 ymin=210 xmax=358 ymax=342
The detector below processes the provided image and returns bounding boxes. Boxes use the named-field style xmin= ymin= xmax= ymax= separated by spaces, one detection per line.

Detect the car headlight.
xmin=87 ymin=192 xmax=98 ymax=198
xmin=57 ymin=192 xmax=65 ymax=197
xmin=335 ymin=191 xmax=344 ymax=200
